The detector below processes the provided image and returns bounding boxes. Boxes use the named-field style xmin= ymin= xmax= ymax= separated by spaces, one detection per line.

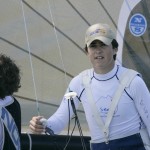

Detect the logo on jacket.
xmin=96 ymin=95 xmax=118 ymax=117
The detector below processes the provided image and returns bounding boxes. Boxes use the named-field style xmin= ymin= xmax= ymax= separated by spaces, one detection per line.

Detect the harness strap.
xmin=0 ymin=106 xmax=21 ymax=150
xmin=82 ymin=69 xmax=138 ymax=143
xmin=105 ymin=69 xmax=138 ymax=133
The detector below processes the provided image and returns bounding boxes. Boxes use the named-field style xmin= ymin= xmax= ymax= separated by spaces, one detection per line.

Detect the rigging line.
xmin=47 ymin=0 xmax=69 ymax=87
xmin=20 ymin=0 xmax=40 ymax=116
xmin=66 ymin=0 xmax=90 ymax=26
xmin=22 ymin=0 xmax=85 ymax=53
xmin=97 ymin=0 xmax=122 ymax=65
xmin=97 ymin=0 xmax=117 ymax=28
xmin=47 ymin=1 xmax=87 ymax=149
xmin=0 ymin=37 xmax=74 ymax=78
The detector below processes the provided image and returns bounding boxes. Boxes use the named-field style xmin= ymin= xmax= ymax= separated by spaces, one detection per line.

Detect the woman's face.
xmin=87 ymin=40 xmax=117 ymax=74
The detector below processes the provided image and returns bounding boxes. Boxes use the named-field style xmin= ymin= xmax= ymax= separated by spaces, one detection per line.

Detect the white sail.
xmin=0 ymin=0 xmax=149 ymax=135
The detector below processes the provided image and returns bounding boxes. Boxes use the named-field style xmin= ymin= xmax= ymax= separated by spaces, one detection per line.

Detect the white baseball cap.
xmin=85 ymin=23 xmax=115 ymax=47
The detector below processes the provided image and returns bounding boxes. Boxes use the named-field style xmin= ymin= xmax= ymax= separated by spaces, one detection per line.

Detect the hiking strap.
xmin=0 ymin=106 xmax=20 ymax=150
xmin=82 ymin=69 xmax=138 ymax=143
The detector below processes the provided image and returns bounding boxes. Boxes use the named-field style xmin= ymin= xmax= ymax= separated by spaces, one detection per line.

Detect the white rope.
xmin=46 ymin=4 xmax=88 ymax=150
xmin=20 ymin=0 xmax=40 ymax=116
xmin=26 ymin=132 xmax=32 ymax=150
xmin=47 ymin=0 xmax=69 ymax=87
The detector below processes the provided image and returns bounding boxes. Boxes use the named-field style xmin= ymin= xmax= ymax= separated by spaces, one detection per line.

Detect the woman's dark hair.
xmin=0 ymin=54 xmax=21 ymax=99
xmin=84 ymin=39 xmax=119 ymax=60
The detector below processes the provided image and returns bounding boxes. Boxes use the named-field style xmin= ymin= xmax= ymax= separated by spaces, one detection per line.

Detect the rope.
xmin=47 ymin=0 xmax=69 ymax=87
xmin=20 ymin=0 xmax=40 ymax=116
xmin=26 ymin=132 xmax=32 ymax=150
xmin=47 ymin=1 xmax=87 ymax=149
xmin=20 ymin=1 xmax=86 ymax=149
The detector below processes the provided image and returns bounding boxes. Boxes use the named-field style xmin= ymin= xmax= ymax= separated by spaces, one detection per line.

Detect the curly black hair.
xmin=0 ymin=54 xmax=21 ymax=99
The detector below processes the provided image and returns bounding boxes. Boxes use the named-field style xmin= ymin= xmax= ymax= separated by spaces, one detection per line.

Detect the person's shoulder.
xmin=70 ymin=69 xmax=93 ymax=85
xmin=116 ymin=65 xmax=143 ymax=86
xmin=0 ymin=96 xmax=14 ymax=107
xmin=118 ymin=65 xmax=140 ymax=76
xmin=119 ymin=66 xmax=145 ymax=87
xmin=12 ymin=97 xmax=20 ymax=107
xmin=79 ymin=68 xmax=93 ymax=77
xmin=4 ymin=96 xmax=20 ymax=112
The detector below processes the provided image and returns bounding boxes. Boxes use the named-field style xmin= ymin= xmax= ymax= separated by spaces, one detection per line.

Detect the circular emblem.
xmin=129 ymin=13 xmax=147 ymax=37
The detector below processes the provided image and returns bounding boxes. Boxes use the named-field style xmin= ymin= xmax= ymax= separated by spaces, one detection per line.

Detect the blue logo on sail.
xmin=129 ymin=13 xmax=147 ymax=37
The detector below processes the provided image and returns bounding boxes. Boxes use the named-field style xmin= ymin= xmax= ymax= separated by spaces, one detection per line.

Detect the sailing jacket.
xmin=47 ymin=64 xmax=150 ymax=142
xmin=0 ymin=96 xmax=21 ymax=150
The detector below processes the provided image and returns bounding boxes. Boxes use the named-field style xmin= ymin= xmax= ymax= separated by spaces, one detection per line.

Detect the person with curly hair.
xmin=0 ymin=54 xmax=21 ymax=150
